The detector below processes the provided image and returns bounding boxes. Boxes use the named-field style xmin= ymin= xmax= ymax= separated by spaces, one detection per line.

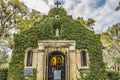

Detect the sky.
xmin=20 ymin=0 xmax=120 ymax=33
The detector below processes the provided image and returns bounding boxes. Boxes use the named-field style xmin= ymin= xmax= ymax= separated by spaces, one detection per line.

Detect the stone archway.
xmin=47 ymin=51 xmax=66 ymax=80
xmin=38 ymin=40 xmax=77 ymax=80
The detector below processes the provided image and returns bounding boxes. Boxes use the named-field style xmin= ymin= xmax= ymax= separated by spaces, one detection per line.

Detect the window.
xmin=26 ymin=50 xmax=33 ymax=66
xmin=81 ymin=50 xmax=87 ymax=66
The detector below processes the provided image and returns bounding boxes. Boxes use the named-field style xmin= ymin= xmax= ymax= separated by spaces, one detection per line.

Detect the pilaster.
xmin=37 ymin=45 xmax=45 ymax=80
xmin=69 ymin=45 xmax=77 ymax=80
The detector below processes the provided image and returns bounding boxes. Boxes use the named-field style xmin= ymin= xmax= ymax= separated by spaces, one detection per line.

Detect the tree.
xmin=0 ymin=0 xmax=28 ymax=38
xmin=0 ymin=0 xmax=42 ymax=52
xmin=76 ymin=17 xmax=95 ymax=30
xmin=0 ymin=0 xmax=28 ymax=51
xmin=17 ymin=9 xmax=43 ymax=31
xmin=115 ymin=2 xmax=120 ymax=11
xmin=101 ymin=23 xmax=120 ymax=71
xmin=87 ymin=18 xmax=95 ymax=27
xmin=76 ymin=17 xmax=87 ymax=27
xmin=0 ymin=1 xmax=42 ymax=68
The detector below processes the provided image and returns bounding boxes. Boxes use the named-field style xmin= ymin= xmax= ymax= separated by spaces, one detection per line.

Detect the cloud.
xmin=20 ymin=0 xmax=50 ymax=14
xmin=67 ymin=0 xmax=120 ymax=33
xmin=20 ymin=0 xmax=120 ymax=33
xmin=88 ymin=0 xmax=106 ymax=9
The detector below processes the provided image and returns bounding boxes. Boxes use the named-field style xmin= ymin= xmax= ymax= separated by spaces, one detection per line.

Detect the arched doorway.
xmin=47 ymin=51 xmax=66 ymax=80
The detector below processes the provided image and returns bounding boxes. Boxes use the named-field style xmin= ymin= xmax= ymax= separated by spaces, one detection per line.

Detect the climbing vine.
xmin=8 ymin=7 xmax=108 ymax=80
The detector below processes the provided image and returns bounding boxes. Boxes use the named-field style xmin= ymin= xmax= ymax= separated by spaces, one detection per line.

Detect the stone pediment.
xmin=38 ymin=40 xmax=75 ymax=48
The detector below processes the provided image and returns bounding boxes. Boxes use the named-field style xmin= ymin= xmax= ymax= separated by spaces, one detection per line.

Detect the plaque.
xmin=24 ymin=68 xmax=33 ymax=77
xmin=53 ymin=70 xmax=61 ymax=80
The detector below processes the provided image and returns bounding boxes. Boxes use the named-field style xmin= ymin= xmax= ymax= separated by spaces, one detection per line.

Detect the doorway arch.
xmin=47 ymin=51 xmax=66 ymax=80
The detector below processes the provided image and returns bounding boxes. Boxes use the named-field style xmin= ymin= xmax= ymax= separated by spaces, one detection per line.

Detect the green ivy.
xmin=8 ymin=7 xmax=108 ymax=80
xmin=0 ymin=67 xmax=8 ymax=80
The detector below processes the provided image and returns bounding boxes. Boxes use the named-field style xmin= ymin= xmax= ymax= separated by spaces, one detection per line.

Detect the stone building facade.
xmin=24 ymin=40 xmax=89 ymax=80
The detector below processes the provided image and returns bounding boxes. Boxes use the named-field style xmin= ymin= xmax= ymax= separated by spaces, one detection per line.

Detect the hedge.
xmin=107 ymin=71 xmax=120 ymax=80
xmin=79 ymin=69 xmax=120 ymax=80
xmin=0 ymin=68 xmax=8 ymax=80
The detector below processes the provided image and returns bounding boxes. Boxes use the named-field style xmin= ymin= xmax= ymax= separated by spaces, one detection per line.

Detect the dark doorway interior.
xmin=47 ymin=51 xmax=65 ymax=80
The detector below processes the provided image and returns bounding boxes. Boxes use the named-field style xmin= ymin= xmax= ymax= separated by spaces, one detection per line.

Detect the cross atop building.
xmin=55 ymin=1 xmax=61 ymax=7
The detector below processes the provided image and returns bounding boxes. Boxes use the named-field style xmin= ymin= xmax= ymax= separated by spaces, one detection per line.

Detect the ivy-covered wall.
xmin=8 ymin=7 xmax=108 ymax=80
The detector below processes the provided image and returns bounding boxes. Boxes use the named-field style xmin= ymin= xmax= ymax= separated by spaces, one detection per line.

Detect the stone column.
xmin=37 ymin=45 xmax=45 ymax=80
xmin=66 ymin=50 xmax=69 ymax=80
xmin=69 ymin=45 xmax=77 ymax=80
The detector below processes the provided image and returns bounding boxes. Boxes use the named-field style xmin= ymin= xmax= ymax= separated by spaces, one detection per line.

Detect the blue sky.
xmin=20 ymin=0 xmax=120 ymax=33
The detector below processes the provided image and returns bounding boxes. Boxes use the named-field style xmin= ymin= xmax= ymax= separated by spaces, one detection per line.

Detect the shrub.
xmin=107 ymin=71 xmax=120 ymax=80
xmin=0 ymin=67 xmax=8 ymax=80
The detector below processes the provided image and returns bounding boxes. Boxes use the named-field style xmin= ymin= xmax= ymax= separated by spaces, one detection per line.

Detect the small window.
xmin=26 ymin=50 xmax=33 ymax=66
xmin=81 ymin=50 xmax=87 ymax=66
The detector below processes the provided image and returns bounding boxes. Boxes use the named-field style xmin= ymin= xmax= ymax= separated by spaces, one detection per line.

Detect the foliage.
xmin=8 ymin=7 xmax=108 ymax=80
xmin=0 ymin=67 xmax=8 ymax=80
xmin=107 ymin=70 xmax=120 ymax=80
xmin=0 ymin=0 xmax=28 ymax=38
xmin=0 ymin=51 xmax=8 ymax=66
xmin=17 ymin=9 xmax=42 ymax=32
xmin=115 ymin=56 xmax=120 ymax=64
xmin=76 ymin=17 xmax=95 ymax=30
xmin=115 ymin=2 xmax=120 ymax=11
xmin=101 ymin=23 xmax=120 ymax=71
xmin=78 ymin=69 xmax=89 ymax=80
xmin=48 ymin=7 xmax=67 ymax=17
xmin=0 ymin=0 xmax=42 ymax=54
xmin=0 ymin=0 xmax=28 ymax=58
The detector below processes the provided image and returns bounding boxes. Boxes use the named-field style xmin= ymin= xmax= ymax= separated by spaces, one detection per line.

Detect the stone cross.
xmin=55 ymin=1 xmax=61 ymax=7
